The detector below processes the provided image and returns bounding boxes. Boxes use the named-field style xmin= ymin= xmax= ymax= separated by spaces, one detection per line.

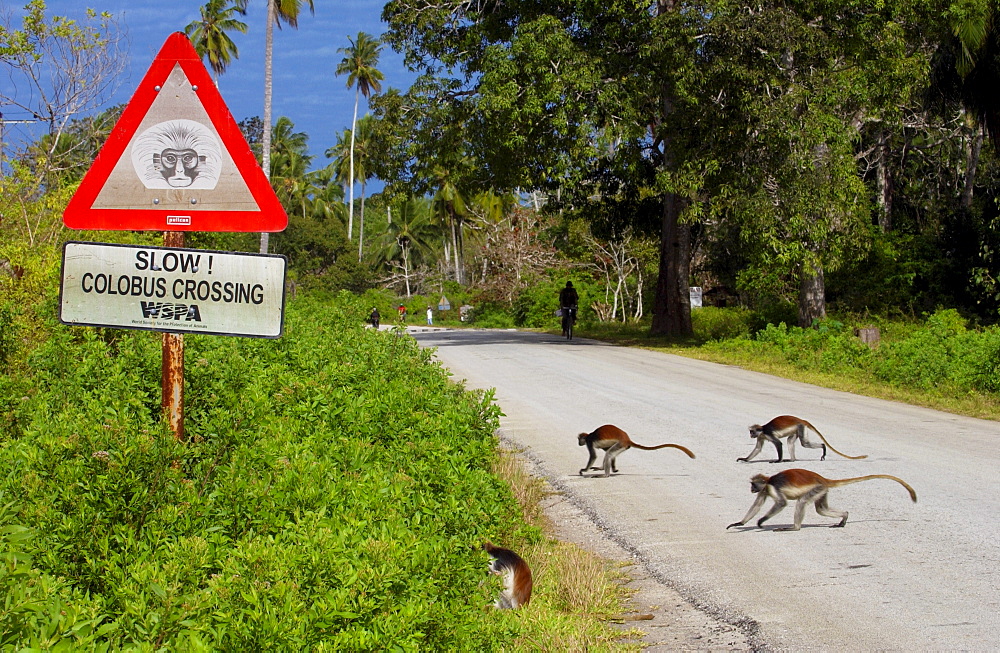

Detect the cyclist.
xmin=559 ymin=281 xmax=579 ymax=338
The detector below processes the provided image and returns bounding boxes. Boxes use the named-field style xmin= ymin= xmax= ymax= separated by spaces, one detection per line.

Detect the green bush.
xmin=700 ymin=308 xmax=1000 ymax=397
xmin=872 ymin=309 xmax=965 ymax=389
xmin=870 ymin=309 xmax=1000 ymax=393
xmin=691 ymin=306 xmax=754 ymax=341
xmin=0 ymin=294 xmax=531 ymax=649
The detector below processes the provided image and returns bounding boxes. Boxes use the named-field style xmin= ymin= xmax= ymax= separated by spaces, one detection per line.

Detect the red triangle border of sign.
xmin=63 ymin=32 xmax=287 ymax=232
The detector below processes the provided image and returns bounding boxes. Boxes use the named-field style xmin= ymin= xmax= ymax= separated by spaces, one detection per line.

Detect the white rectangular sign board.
xmin=60 ymin=241 xmax=287 ymax=338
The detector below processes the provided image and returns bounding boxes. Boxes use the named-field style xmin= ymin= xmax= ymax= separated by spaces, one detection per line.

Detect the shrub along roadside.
xmin=574 ymin=308 xmax=1000 ymax=421
xmin=0 ymin=292 xmax=630 ymax=649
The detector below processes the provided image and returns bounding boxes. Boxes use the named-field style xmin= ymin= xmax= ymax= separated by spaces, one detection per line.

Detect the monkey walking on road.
xmin=483 ymin=542 xmax=532 ymax=609
xmin=578 ymin=424 xmax=695 ymax=477
xmin=726 ymin=468 xmax=917 ymax=531
xmin=740 ymin=415 xmax=867 ymax=463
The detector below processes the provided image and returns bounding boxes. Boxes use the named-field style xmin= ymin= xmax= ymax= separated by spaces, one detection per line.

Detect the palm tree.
xmin=306 ymin=164 xmax=347 ymax=226
xmin=336 ymin=32 xmax=384 ymax=242
xmin=379 ymin=197 xmax=435 ymax=297
xmin=269 ymin=116 xmax=312 ymax=212
xmin=431 ymin=166 xmax=468 ymax=284
xmin=234 ymin=0 xmax=315 ymax=253
xmin=929 ymin=6 xmax=1000 ymax=211
xmin=184 ymin=0 xmax=248 ymax=86
xmin=954 ymin=7 xmax=1000 ymax=143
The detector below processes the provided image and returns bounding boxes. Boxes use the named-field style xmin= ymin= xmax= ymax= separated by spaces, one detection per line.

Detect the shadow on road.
xmin=408 ymin=327 xmax=611 ymax=348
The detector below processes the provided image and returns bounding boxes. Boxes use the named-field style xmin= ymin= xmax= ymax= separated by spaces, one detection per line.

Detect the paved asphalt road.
xmin=409 ymin=326 xmax=1000 ymax=650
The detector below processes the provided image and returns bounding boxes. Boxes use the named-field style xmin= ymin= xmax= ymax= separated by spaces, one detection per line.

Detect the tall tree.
xmin=381 ymin=1 xmax=699 ymax=334
xmin=698 ymin=1 xmax=935 ymax=326
xmin=234 ymin=0 xmax=315 ymax=253
xmin=184 ymin=0 xmax=248 ymax=86
xmin=336 ymin=32 xmax=384 ymax=242
xmin=431 ymin=165 xmax=468 ymax=283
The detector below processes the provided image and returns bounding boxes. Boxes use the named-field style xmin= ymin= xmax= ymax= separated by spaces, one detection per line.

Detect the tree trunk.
xmin=458 ymin=219 xmax=466 ymax=284
xmin=450 ymin=208 xmax=460 ymax=282
xmin=259 ymin=0 xmax=275 ymax=255
xmin=798 ymin=262 xmax=826 ymax=327
xmin=403 ymin=243 xmax=411 ymax=297
xmin=649 ymin=0 xmax=692 ymax=337
xmin=962 ymin=123 xmax=983 ymax=211
xmin=651 ymin=193 xmax=693 ymax=336
xmin=358 ymin=181 xmax=366 ymax=261
xmin=348 ymin=87 xmax=359 ymax=240
xmin=875 ymin=128 xmax=893 ymax=231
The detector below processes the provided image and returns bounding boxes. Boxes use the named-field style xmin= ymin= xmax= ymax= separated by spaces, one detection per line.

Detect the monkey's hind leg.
xmin=814 ymin=493 xmax=848 ymax=527
xmin=602 ymin=443 xmax=625 ymax=477
xmin=798 ymin=426 xmax=827 ymax=461
xmin=775 ymin=487 xmax=825 ymax=531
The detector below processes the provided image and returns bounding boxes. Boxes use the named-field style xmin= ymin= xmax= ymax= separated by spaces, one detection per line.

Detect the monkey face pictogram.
xmin=153 ymin=148 xmax=206 ymax=187
xmin=131 ymin=119 xmax=222 ymax=191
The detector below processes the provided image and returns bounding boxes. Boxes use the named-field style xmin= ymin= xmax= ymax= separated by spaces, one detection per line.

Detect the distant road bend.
xmin=411 ymin=326 xmax=1000 ymax=650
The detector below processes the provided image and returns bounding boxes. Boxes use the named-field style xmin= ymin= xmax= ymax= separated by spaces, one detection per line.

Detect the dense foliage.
xmin=7 ymin=1 xmax=1000 ymax=338
xmin=0 ymin=291 xmax=543 ymax=649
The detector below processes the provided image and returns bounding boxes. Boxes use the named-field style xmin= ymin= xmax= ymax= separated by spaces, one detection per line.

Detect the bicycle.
xmin=561 ymin=306 xmax=577 ymax=340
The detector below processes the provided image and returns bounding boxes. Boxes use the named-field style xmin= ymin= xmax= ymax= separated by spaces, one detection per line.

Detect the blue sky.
xmin=7 ymin=0 xmax=417 ymax=179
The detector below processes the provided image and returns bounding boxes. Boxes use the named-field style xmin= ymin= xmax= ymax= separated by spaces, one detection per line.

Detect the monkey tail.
xmin=828 ymin=475 xmax=917 ymax=502
xmin=804 ymin=421 xmax=868 ymax=460
xmin=631 ymin=442 xmax=696 ymax=458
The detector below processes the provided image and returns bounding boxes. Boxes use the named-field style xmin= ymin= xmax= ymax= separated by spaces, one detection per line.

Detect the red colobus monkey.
xmin=739 ymin=415 xmax=867 ymax=463
xmin=578 ymin=424 xmax=695 ymax=477
xmin=483 ymin=542 xmax=532 ymax=609
xmin=727 ymin=468 xmax=917 ymax=531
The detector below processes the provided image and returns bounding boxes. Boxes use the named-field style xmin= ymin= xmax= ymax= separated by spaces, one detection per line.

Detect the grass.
xmin=489 ymin=449 xmax=642 ymax=652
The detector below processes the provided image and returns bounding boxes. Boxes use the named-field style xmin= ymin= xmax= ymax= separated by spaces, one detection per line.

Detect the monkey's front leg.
xmin=737 ymin=438 xmax=765 ymax=463
xmin=727 ymin=493 xmax=768 ymax=529
xmin=755 ymin=494 xmax=787 ymax=528
xmin=767 ymin=436 xmax=784 ymax=463
xmin=579 ymin=445 xmax=598 ymax=476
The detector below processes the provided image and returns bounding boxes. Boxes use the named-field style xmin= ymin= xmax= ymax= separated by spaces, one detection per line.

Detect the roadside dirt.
xmin=505 ymin=437 xmax=756 ymax=651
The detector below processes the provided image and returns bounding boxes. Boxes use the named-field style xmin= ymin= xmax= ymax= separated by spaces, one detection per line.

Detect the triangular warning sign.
xmin=63 ymin=32 xmax=287 ymax=232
